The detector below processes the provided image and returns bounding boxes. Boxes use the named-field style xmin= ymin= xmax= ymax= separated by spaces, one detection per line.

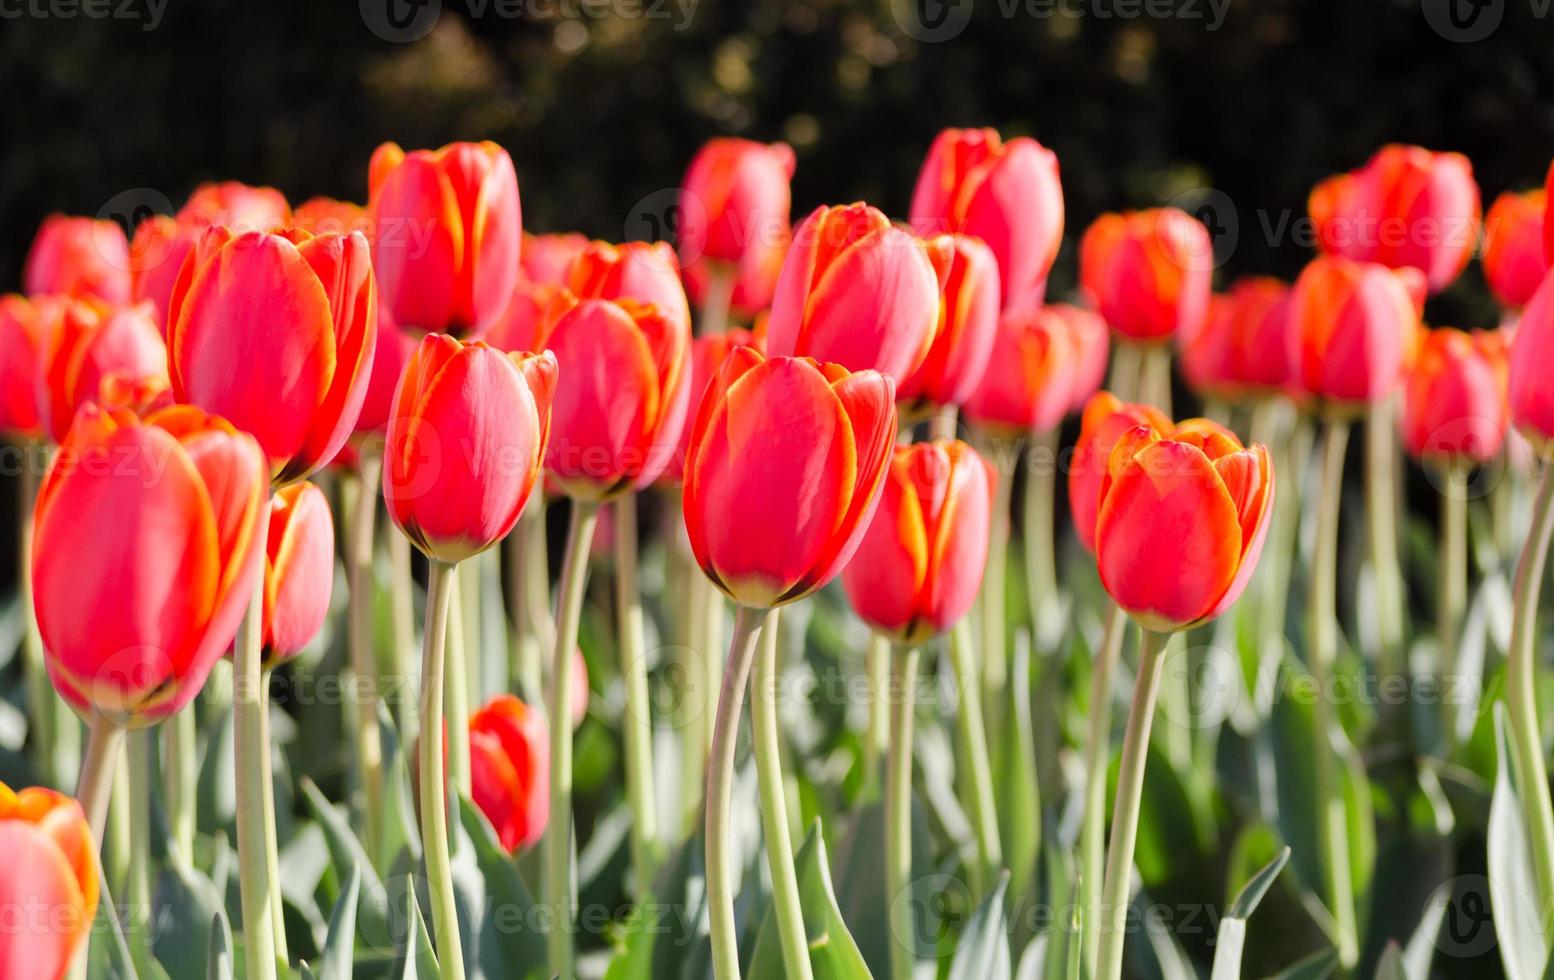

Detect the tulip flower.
xmin=261 ymin=482 xmax=336 ymax=664
xmin=25 ymin=215 xmax=132 ymax=304
xmin=1068 ymin=391 xmax=1173 ymax=554
xmin=1079 ymin=208 xmax=1213 ymax=344
xmin=177 ymin=181 xmax=292 ymax=233
xmin=0 ymin=783 xmax=97 ymax=980
xmin=1063 ymin=303 xmax=1111 ymax=412
xmin=293 ymin=196 xmax=370 ymax=238
xmin=909 ymin=127 xmax=1064 ymax=310
xmin=485 ymin=278 xmax=571 ymax=358
xmin=1179 ymin=278 xmax=1295 ymax=402
xmin=39 ymin=300 xmax=167 ymax=444
xmin=129 ymin=216 xmax=195 ymax=333
xmin=962 ymin=304 xmax=1079 ymax=435
xmin=1288 ymin=255 xmax=1419 ymax=409
xmin=469 ymin=694 xmax=550 ymax=854
xmin=565 ymin=239 xmax=692 ymax=336
xmin=0 ymin=295 xmax=49 ymax=438
xmin=765 ymin=203 xmax=943 ymax=383
xmin=168 ymin=227 xmax=378 ymax=485
xmin=368 ymin=140 xmax=522 ymax=338
xmin=1484 ymin=190 xmax=1547 ymax=312
xmin=522 ymin=232 xmax=590 ymax=285
xmin=896 ymin=233 xmax=1000 ymax=415
xmin=353 ymin=317 xmax=416 ymax=441
xmin=661 ymin=328 xmax=760 ymax=485
xmin=678 ymin=138 xmax=796 ymax=320
xmin=1511 ymin=269 xmax=1554 ymax=454
xmin=1401 ymin=328 xmax=1509 ymax=464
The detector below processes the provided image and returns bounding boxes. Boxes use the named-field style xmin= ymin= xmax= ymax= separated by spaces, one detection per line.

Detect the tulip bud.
xmin=1068 ymin=391 xmax=1172 ymax=555
xmin=33 ymin=404 xmax=267 ymax=726
xmin=1095 ymin=420 xmax=1275 ymax=632
xmin=1484 ymin=189 xmax=1548 ymax=310
xmin=353 ymin=316 xmax=415 ymax=438
xmin=0 ymin=295 xmax=49 ymax=439
xmin=909 ymin=127 xmax=1064 ymax=311
xmin=662 ymin=328 xmax=760 ymax=485
xmin=1079 ymin=208 xmax=1213 ymax=343
xmin=683 ymin=349 xmax=896 ymax=608
xmin=765 ymin=203 xmax=942 ymax=383
xmin=962 ymin=304 xmax=1078 ymax=436
xmin=293 ymin=197 xmax=371 ymax=238
xmin=385 ymin=335 xmax=556 ymax=564
xmin=129 ymin=216 xmax=195 ymax=334
xmin=1401 ymin=327 xmax=1509 ymax=464
xmin=367 ymin=141 xmax=522 ymax=338
xmin=565 ymin=240 xmax=692 ymax=336
xmin=0 ymin=782 xmax=97 ymax=980
xmin=678 ymin=138 xmax=796 ymax=316
xmin=522 ymin=232 xmax=590 ymax=286
xmin=1510 ymin=268 xmax=1554 ymax=454
xmin=177 ymin=181 xmax=292 ymax=234
xmin=1061 ymin=303 xmax=1111 ymax=412
xmin=896 ymin=233 xmax=1000 ymax=414
xmin=841 ymin=440 xmax=991 ymax=645
xmin=469 ymin=694 xmax=549 ymax=854
xmin=24 ymin=215 xmax=132 ymax=304
xmin=261 ymin=482 xmax=336 ymax=665
xmin=1179 ymin=277 xmax=1295 ymax=402
xmin=39 ymin=300 xmax=167 ymax=444
xmin=1288 ymin=255 xmax=1418 ymax=409
xmin=168 ymin=227 xmax=378 ymax=485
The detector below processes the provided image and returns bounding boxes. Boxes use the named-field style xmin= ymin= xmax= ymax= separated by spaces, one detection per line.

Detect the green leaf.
xmin=389 ymin=875 xmax=440 ymax=980
xmin=1265 ymin=947 xmax=1338 ymax=980
xmin=87 ymin=891 xmax=140 ymax=980
xmin=151 ymin=859 xmax=231 ymax=980
xmin=1489 ymin=704 xmax=1549 ymax=979
xmin=300 ymin=778 xmax=393 ymax=949
xmin=603 ymin=829 xmax=711 ymax=980
xmin=1209 ymin=847 xmax=1290 ymax=980
xmin=1373 ymin=941 xmax=1408 ymax=980
xmin=748 ymin=820 xmax=873 ymax=980
xmin=454 ymin=795 xmax=549 ymax=979
xmin=1228 ymin=845 xmax=1290 ymax=920
xmin=205 ymin=915 xmax=232 ymax=980
xmin=313 ymin=865 xmax=361 ymax=980
xmin=947 ymin=872 xmax=1010 ymax=980
xmin=377 ymin=701 xmax=422 ymax=871
xmin=195 ymin=706 xmax=236 ymax=836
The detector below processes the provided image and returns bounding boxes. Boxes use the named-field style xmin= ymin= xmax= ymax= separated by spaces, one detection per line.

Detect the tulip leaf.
xmin=603 ymin=828 xmax=712 ymax=980
xmin=87 ymin=888 xmax=140 ymax=980
xmin=389 ymin=874 xmax=439 ymax=980
xmin=1039 ymin=841 xmax=1078 ymax=980
xmin=1488 ymin=704 xmax=1549 ymax=980
xmin=377 ymin=701 xmax=422 ymax=872
xmin=946 ymin=871 xmax=1011 ymax=980
xmin=152 ymin=858 xmax=232 ymax=980
xmin=1374 ymin=941 xmax=1410 ymax=980
xmin=300 ymin=778 xmax=393 ymax=949
xmin=205 ymin=914 xmax=232 ymax=980
xmin=748 ymin=819 xmax=873 ymax=980
xmin=196 ymin=705 xmax=236 ymax=836
xmin=1266 ymin=947 xmax=1339 ymax=980
xmin=313 ymin=864 xmax=360 ymax=980
xmin=453 ymin=795 xmax=549 ymax=979
xmin=1209 ymin=846 xmax=1290 ymax=980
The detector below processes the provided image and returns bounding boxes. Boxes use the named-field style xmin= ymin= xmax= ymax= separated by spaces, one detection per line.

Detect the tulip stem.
xmin=1023 ymin=429 xmax=1063 ymax=654
xmin=1107 ymin=342 xmax=1142 ymax=402
xmin=614 ymin=495 xmax=661 ymax=899
xmin=259 ymin=677 xmax=288 ymax=964
xmin=1251 ymin=399 xmax=1301 ymax=715
xmin=234 ymin=505 xmax=279 ymax=980
xmin=510 ymin=494 xmax=553 ymax=703
xmin=679 ymin=558 xmax=710 ymax=836
xmin=446 ymin=570 xmax=472 ymax=796
xmin=546 ymin=501 xmax=600 ymax=980
xmin=75 ymin=711 xmax=124 ymax=846
xmin=418 ymin=559 xmax=465 ymax=980
xmin=1139 ymin=343 xmax=1173 ymax=416
xmin=1081 ymin=604 xmax=1127 ymax=976
xmin=863 ymin=634 xmax=890 ymax=793
xmin=389 ymin=518 xmax=420 ymax=746
xmin=1506 ymin=464 xmax=1554 ymax=919
xmin=1095 ymin=627 xmax=1170 ymax=980
xmin=947 ymin=620 xmax=1001 ymax=897
xmin=347 ymin=450 xmax=385 ymax=865
xmin=885 ymin=643 xmax=920 ymax=980
xmin=126 ymin=730 xmax=154 ymax=965
xmin=700 ymin=264 xmax=735 ymax=336
xmin=979 ymin=433 xmax=1014 ymax=708
xmin=1310 ymin=419 xmax=1358 ymax=967
xmin=1438 ymin=460 xmax=1469 ymax=746
xmin=707 ymin=604 xmax=770 ymax=980
xmin=164 ymin=703 xmax=197 ymax=862
xmin=752 ymin=611 xmax=815 ymax=980
xmin=1364 ymin=401 xmax=1406 ymax=683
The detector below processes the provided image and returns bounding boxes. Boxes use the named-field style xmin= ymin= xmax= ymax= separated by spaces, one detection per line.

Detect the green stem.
xmin=259 ymin=677 xmax=288 ymax=964
xmin=707 ymin=604 xmax=770 ymax=980
xmin=1023 ymin=429 xmax=1063 ymax=654
xmin=164 ymin=703 xmax=197 ymax=861
xmin=703 ymin=576 xmax=725 ymax=791
xmin=418 ymin=560 xmax=465 ymax=980
xmin=1251 ymin=400 xmax=1300 ymax=715
xmin=546 ymin=502 xmax=599 ymax=980
xmin=864 ymin=634 xmax=890 ymax=793
xmin=390 ymin=520 xmax=419 ymax=747
xmin=1096 ymin=628 xmax=1170 ymax=980
xmin=234 ymin=505 xmax=278 ymax=980
xmin=1107 ymin=342 xmax=1142 ymax=403
xmin=126 ymin=731 xmax=153 ymax=964
xmin=348 ymin=451 xmax=385 ymax=864
xmin=947 ymin=621 xmax=1001 ymax=896
xmin=1139 ymin=343 xmax=1173 ymax=416
xmin=75 ymin=712 xmax=124 ymax=848
xmin=1365 ymin=401 xmax=1405 ymax=681
xmin=1156 ymin=633 xmax=1192 ymax=773
xmin=679 ymin=562 xmax=710 ymax=837
xmin=885 ymin=644 xmax=920 ymax=980
xmin=106 ymin=747 xmax=130 ymax=897
xmin=979 ymin=435 xmax=1014 ymax=706
xmin=614 ymin=495 xmax=660 ymax=899
xmin=1310 ymin=420 xmax=1358 ymax=967
xmin=1507 ymin=464 xmax=1554 ymax=918
xmin=1081 ymin=604 xmax=1127 ymax=977
xmin=752 ymin=611 xmax=814 ymax=980
xmin=699 ymin=264 xmax=735 ymax=336
xmin=446 ymin=569 xmax=472 ymax=797
xmin=1438 ymin=460 xmax=1469 ymax=747
xmin=510 ymin=494 xmax=552 ymax=704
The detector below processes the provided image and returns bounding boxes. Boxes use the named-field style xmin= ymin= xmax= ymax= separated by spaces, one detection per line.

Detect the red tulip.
xmin=962 ymin=304 xmax=1078 ymax=435
xmin=39 ymin=300 xmax=167 ymax=444
xmin=1288 ymin=255 xmax=1419 ymax=408
xmin=1484 ymin=190 xmax=1547 ymax=310
xmin=565 ymin=240 xmax=692 ymax=336
xmin=129 ymin=216 xmax=195 ymax=333
xmin=486 ymin=279 xmax=572 ymax=357
xmin=683 ymin=349 xmax=896 ymax=608
xmin=293 ymin=196 xmax=372 ymax=238
xmin=0 ymin=295 xmax=50 ymax=438
xmin=1061 ymin=303 xmax=1111 ymax=412
xmin=354 ymin=316 xmax=415 ymax=437
xmin=0 ymin=782 xmax=97 ymax=980
xmin=1068 ymin=391 xmax=1172 ymax=555
xmin=841 ymin=440 xmax=991 ymax=644
xmin=522 ymin=232 xmax=590 ymax=286
xmin=1079 ymin=208 xmax=1213 ymax=343
xmin=367 ymin=140 xmax=522 ymax=338
xmin=1401 ymin=327 xmax=1508 ymax=464
xmin=678 ymin=138 xmax=795 ymax=315
xmin=384 ymin=335 xmax=556 ymax=564
xmin=469 ymin=694 xmax=549 ymax=854
xmin=167 ymin=227 xmax=377 ymax=485
xmin=569 ymin=647 xmax=589 ymax=729
xmin=909 ymin=127 xmax=1064 ymax=311
xmin=33 ymin=403 xmax=267 ymax=725
xmin=1095 ymin=419 xmax=1274 ymax=631
xmin=261 ymin=482 xmax=336 ymax=664
xmin=1179 ymin=277 xmax=1295 ymax=401
xmin=662 ymin=328 xmax=760 ymax=485
xmin=1510 ymin=268 xmax=1554 ymax=453
xmin=24 ymin=215 xmax=132 ymax=304
xmin=765 ymin=203 xmax=942 ymax=383
xmin=177 ymin=181 xmax=292 ymax=233
xmin=896 ymin=233 xmax=1001 ymax=413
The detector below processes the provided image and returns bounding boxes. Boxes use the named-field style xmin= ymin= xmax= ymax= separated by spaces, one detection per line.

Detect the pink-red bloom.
xmin=1068 ymin=391 xmax=1172 ymax=555
xmin=1483 ymin=189 xmax=1547 ymax=310
xmin=1062 ymin=303 xmax=1111 ymax=412
xmin=25 ymin=215 xmax=132 ymax=304
xmin=896 ymin=233 xmax=1001 ymax=414
xmin=663 ymin=328 xmax=760 ymax=485
xmin=522 ymin=232 xmax=590 ymax=285
xmin=1401 ymin=328 xmax=1509 ymax=464
xmin=39 ymin=300 xmax=167 ymax=444
xmin=565 ymin=240 xmax=692 ymax=337
xmin=129 ymin=216 xmax=194 ymax=334
xmin=679 ymin=138 xmax=795 ymax=316
xmin=1079 ymin=209 xmax=1213 ymax=343
xmin=962 ymin=304 xmax=1078 ymax=435
xmin=1510 ymin=268 xmax=1554 ymax=454
xmin=1288 ymin=255 xmax=1420 ymax=408
xmin=177 ymin=181 xmax=292 ymax=233
xmin=1179 ymin=277 xmax=1296 ymax=401
xmin=261 ymin=482 xmax=336 ymax=665
xmin=469 ymin=694 xmax=549 ymax=854
xmin=0 ymin=782 xmax=98 ymax=980
xmin=0 ymin=295 xmax=50 ymax=438
xmin=293 ymin=197 xmax=371 ymax=238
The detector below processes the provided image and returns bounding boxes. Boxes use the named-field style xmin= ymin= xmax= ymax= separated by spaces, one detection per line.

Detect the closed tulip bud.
xmin=841 ymin=440 xmax=991 ymax=645
xmin=486 ymin=279 xmax=572 ymax=357
xmin=909 ymin=128 xmax=1064 ymax=311
xmin=683 ymin=349 xmax=896 ymax=608
xmin=962 ymin=304 xmax=1077 ymax=436
xmin=765 ymin=203 xmax=943 ymax=383
xmin=678 ymin=138 xmax=796 ymax=315
xmin=1510 ymin=269 xmax=1554 ymax=454
xmin=522 ymin=232 xmax=590 ymax=285
xmin=662 ymin=328 xmax=760 ymax=485
xmin=469 ymin=694 xmax=549 ymax=854
xmin=0 ymin=295 xmax=49 ymax=438
xmin=293 ymin=196 xmax=370 ymax=238
xmin=896 ymin=233 xmax=1001 ymax=413
xmin=1484 ymin=190 xmax=1547 ymax=310
xmin=565 ymin=240 xmax=692 ymax=336
xmin=177 ymin=181 xmax=292 ymax=234
xmin=1068 ymin=391 xmax=1172 ymax=555
xmin=25 ymin=215 xmax=132 ymax=304
xmin=1079 ymin=208 xmax=1214 ymax=343
xmin=0 ymin=783 xmax=97 ymax=980
xmin=261 ymin=482 xmax=335 ymax=665
xmin=33 ymin=403 xmax=267 ymax=726
xmin=168 ymin=227 xmax=378 ymax=485
xmin=1401 ymin=328 xmax=1509 ymax=464
xmin=1095 ymin=420 xmax=1275 ymax=632
xmin=368 ymin=140 xmax=522 ymax=338
xmin=40 ymin=300 xmax=167 ymax=444
xmin=1289 ymin=255 xmax=1418 ymax=408
xmin=129 ymin=216 xmax=196 ymax=333
xmin=353 ymin=316 xmax=415 ymax=438
xmin=1179 ymin=277 xmax=1295 ymax=401
xmin=1061 ymin=303 xmax=1111 ymax=412
xmin=385 ymin=335 xmax=556 ymax=563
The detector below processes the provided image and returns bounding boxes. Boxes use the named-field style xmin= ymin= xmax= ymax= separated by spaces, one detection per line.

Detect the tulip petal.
xmin=370 ymin=153 xmax=466 ymax=333
xmin=0 ymin=822 xmax=87 ymax=980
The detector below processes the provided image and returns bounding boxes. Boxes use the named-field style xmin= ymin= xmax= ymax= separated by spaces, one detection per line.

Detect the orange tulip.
xmin=177 ymin=180 xmax=292 ymax=233
xmin=1079 ymin=208 xmax=1213 ymax=343
xmin=33 ymin=403 xmax=267 ymax=725
xmin=367 ymin=140 xmax=522 ymax=337
xmin=896 ymin=233 xmax=1000 ymax=413
xmin=0 ymin=782 xmax=97 ymax=980
xmin=1288 ymin=255 xmax=1419 ymax=408
xmin=39 ymin=300 xmax=167 ymax=444
xmin=841 ymin=440 xmax=991 ymax=645
xmin=129 ymin=216 xmax=195 ymax=333
xmin=384 ymin=335 xmax=556 ymax=564
xmin=962 ymin=304 xmax=1078 ymax=435
xmin=662 ymin=328 xmax=760 ymax=485
xmin=1094 ymin=419 xmax=1274 ymax=631
xmin=909 ymin=127 xmax=1065 ymax=311
xmin=1068 ymin=391 xmax=1172 ymax=555
xmin=261 ymin=482 xmax=336 ymax=664
xmin=765 ymin=203 xmax=943 ymax=383
xmin=293 ymin=196 xmax=370 ymax=238
xmin=24 ymin=215 xmax=132 ymax=304
xmin=1179 ymin=277 xmax=1295 ymax=401
xmin=1062 ymin=303 xmax=1111 ymax=412
xmin=1400 ymin=328 xmax=1508 ymax=464
xmin=0 ymin=295 xmax=50 ymax=438
xmin=1510 ymin=268 xmax=1554 ymax=453
xmin=469 ymin=693 xmax=550 ymax=854
xmin=522 ymin=232 xmax=590 ymax=285
xmin=678 ymin=138 xmax=795 ymax=315
xmin=167 ymin=227 xmax=377 ymax=485
xmin=1484 ymin=190 xmax=1548 ymax=310
xmin=565 ymin=239 xmax=692 ymax=336
xmin=683 ymin=349 xmax=896 ymax=608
